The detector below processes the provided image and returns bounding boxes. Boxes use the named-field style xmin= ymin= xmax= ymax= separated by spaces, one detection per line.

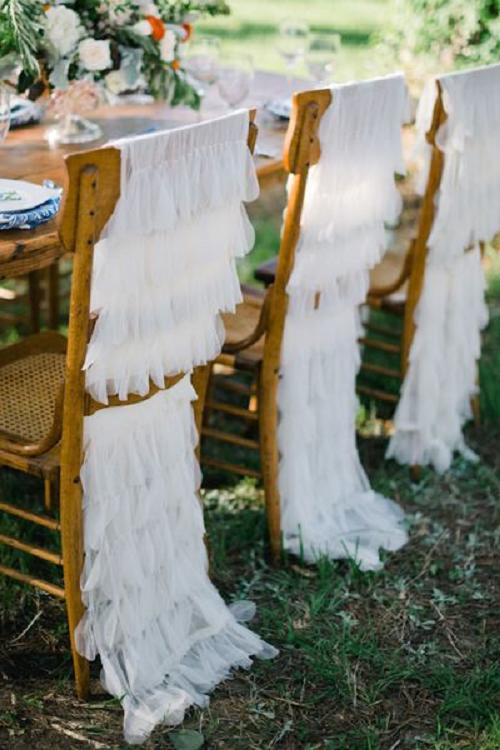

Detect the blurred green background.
xmin=199 ymin=0 xmax=391 ymax=80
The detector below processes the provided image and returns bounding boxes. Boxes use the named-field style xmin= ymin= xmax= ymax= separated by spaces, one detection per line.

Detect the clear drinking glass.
xmin=277 ymin=20 xmax=309 ymax=82
xmin=183 ymin=37 xmax=220 ymax=93
xmin=0 ymin=85 xmax=11 ymax=141
xmin=306 ymin=32 xmax=342 ymax=84
xmin=216 ymin=54 xmax=253 ymax=109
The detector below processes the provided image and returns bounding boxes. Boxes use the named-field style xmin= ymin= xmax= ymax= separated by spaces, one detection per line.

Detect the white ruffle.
xmin=279 ymin=75 xmax=409 ymax=570
xmin=85 ymin=110 xmax=257 ymax=403
xmin=389 ymin=64 xmax=499 ymax=471
xmin=77 ymin=114 xmax=276 ymax=745
xmin=288 ymin=73 xmax=409 ymax=296
xmin=279 ymin=291 xmax=408 ymax=571
xmin=429 ymin=64 xmax=500 ymax=265
xmin=105 ymin=111 xmax=259 ymax=240
xmin=77 ymin=380 xmax=277 ymax=745
xmin=388 ymin=246 xmax=488 ymax=471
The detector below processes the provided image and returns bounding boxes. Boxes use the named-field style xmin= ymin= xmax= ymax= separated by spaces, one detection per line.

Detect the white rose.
xmin=105 ymin=69 xmax=128 ymax=95
xmin=132 ymin=20 xmax=152 ymax=36
xmin=79 ymin=39 xmax=112 ymax=72
xmin=45 ymin=6 xmax=81 ymax=58
xmin=159 ymin=30 xmax=176 ymax=63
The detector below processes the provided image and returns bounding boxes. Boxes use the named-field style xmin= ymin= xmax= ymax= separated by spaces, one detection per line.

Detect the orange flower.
xmin=181 ymin=23 xmax=192 ymax=42
xmin=171 ymin=59 xmax=180 ymax=71
xmin=145 ymin=15 xmax=165 ymax=42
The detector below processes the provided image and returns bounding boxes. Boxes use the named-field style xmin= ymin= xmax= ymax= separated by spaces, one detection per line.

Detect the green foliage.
xmin=0 ymin=0 xmax=43 ymax=78
xmin=378 ymin=0 xmax=500 ymax=84
xmin=158 ymin=0 xmax=230 ymax=23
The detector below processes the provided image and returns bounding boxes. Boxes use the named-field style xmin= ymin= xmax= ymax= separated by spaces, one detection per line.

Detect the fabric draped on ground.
xmin=278 ymin=75 xmax=410 ymax=571
xmin=388 ymin=64 xmax=500 ymax=471
xmin=76 ymin=112 xmax=276 ymax=744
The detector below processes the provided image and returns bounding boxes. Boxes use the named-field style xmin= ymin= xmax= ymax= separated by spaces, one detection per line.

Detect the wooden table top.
xmin=0 ymin=70 xmax=308 ymax=279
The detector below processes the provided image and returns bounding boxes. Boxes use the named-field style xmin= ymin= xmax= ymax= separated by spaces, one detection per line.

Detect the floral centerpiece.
xmin=0 ymin=0 xmax=229 ymax=108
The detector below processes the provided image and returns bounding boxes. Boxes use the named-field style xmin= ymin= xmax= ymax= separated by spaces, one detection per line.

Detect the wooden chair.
xmin=252 ymin=79 xmax=482 ymax=427
xmin=0 ymin=113 xmax=257 ymax=698
xmin=364 ymin=76 xmax=494 ymax=438
xmin=201 ymin=90 xmax=332 ymax=562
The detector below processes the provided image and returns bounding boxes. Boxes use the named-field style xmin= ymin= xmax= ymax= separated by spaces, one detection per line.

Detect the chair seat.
xmin=221 ymin=289 xmax=265 ymax=370
xmin=0 ymin=331 xmax=66 ymax=477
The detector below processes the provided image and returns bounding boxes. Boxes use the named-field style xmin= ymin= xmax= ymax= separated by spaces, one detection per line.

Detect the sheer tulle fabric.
xmin=84 ymin=112 xmax=259 ymax=403
xmin=76 ymin=113 xmax=276 ymax=744
xmin=77 ymin=381 xmax=277 ymax=744
xmin=279 ymin=75 xmax=409 ymax=571
xmin=388 ymin=65 xmax=499 ymax=471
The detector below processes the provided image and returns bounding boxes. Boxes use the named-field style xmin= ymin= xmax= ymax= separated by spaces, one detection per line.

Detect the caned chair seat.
xmin=369 ymin=251 xmax=407 ymax=298
xmin=222 ymin=289 xmax=265 ymax=370
xmin=0 ymin=331 xmax=66 ymax=469
xmin=368 ymin=250 xmax=408 ymax=313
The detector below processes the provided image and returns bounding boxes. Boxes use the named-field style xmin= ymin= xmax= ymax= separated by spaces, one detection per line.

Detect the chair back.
xmin=56 ymin=113 xmax=258 ymax=640
xmin=260 ymin=88 xmax=332 ymax=394
xmin=264 ymin=75 xmax=409 ymax=382
xmin=403 ymin=62 xmax=500 ymax=370
xmin=260 ymin=77 xmax=408 ymax=557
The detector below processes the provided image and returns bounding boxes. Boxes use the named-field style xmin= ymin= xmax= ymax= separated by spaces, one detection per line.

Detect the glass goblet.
xmin=216 ymin=54 xmax=254 ymax=109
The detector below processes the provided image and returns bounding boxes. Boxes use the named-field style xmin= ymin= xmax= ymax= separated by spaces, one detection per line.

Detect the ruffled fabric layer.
xmin=77 ymin=380 xmax=277 ymax=745
xmin=289 ymin=74 xmax=409 ymax=296
xmin=389 ymin=64 xmax=499 ymax=471
xmin=279 ymin=75 xmax=409 ymax=570
xmin=84 ymin=110 xmax=258 ymax=403
xmin=279 ymin=292 xmax=407 ymax=571
xmin=77 ymin=112 xmax=277 ymax=745
xmin=388 ymin=246 xmax=488 ymax=472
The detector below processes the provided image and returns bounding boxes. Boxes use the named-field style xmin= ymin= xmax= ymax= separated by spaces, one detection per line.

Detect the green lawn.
xmin=1 ymin=240 xmax=499 ymax=748
xmin=1 ymin=3 xmax=500 ymax=747
xmin=199 ymin=0 xmax=394 ymax=80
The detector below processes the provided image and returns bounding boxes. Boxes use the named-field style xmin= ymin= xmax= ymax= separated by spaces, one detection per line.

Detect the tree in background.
xmin=378 ymin=0 xmax=500 ymax=90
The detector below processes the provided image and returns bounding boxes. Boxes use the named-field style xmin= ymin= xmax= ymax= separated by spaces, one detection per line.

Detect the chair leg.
xmin=43 ymin=477 xmax=57 ymax=514
xmin=471 ymin=365 xmax=481 ymax=428
xmin=59 ymin=473 xmax=90 ymax=700
xmin=47 ymin=262 xmax=60 ymax=330
xmin=471 ymin=394 xmax=481 ymax=428
xmin=410 ymin=465 xmax=421 ymax=482
xmin=257 ymin=365 xmax=281 ymax=564
xmin=28 ymin=271 xmax=41 ymax=333
xmin=192 ymin=364 xmax=212 ymax=444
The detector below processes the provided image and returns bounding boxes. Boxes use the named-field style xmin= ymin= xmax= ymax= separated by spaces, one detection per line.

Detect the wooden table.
xmin=0 ymin=71 xmax=308 ymax=282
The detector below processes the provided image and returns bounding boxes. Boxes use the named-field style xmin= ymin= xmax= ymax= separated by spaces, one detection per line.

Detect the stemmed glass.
xmin=183 ymin=36 xmax=220 ymax=106
xmin=0 ymin=84 xmax=11 ymax=141
xmin=216 ymin=54 xmax=253 ymax=109
xmin=306 ymin=32 xmax=342 ymax=85
xmin=277 ymin=20 xmax=309 ymax=83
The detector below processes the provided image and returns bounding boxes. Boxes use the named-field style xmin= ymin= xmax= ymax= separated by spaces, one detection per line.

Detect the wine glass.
xmin=0 ymin=85 xmax=11 ymax=141
xmin=306 ymin=32 xmax=342 ymax=85
xmin=183 ymin=36 xmax=220 ymax=96
xmin=217 ymin=54 xmax=253 ymax=109
xmin=277 ymin=20 xmax=309 ymax=83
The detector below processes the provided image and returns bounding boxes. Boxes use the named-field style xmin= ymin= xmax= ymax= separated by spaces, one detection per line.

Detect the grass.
xmin=1 ymin=427 xmax=499 ymax=748
xmin=198 ymin=0 xmax=394 ymax=81
xmin=1 ymin=236 xmax=499 ymax=748
xmin=1 ymin=3 xmax=500 ymax=747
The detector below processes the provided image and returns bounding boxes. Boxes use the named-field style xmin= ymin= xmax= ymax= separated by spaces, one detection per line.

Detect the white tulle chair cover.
xmin=387 ymin=65 xmax=499 ymax=472
xmin=75 ymin=112 xmax=277 ymax=745
xmin=278 ymin=75 xmax=409 ymax=571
